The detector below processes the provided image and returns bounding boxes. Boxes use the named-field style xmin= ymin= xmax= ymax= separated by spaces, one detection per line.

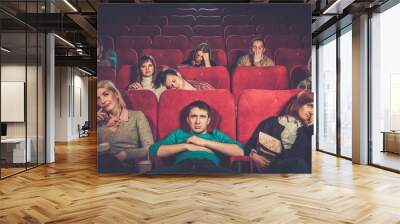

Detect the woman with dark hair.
xmin=182 ymin=43 xmax=216 ymax=67
xmin=245 ymin=90 xmax=314 ymax=173
xmin=127 ymin=55 xmax=166 ymax=99
xmin=97 ymin=80 xmax=154 ymax=172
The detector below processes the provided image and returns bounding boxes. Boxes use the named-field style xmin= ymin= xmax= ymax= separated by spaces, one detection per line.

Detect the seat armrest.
xmin=150 ymin=156 xmax=164 ymax=169
xmin=229 ymin=156 xmax=253 ymax=173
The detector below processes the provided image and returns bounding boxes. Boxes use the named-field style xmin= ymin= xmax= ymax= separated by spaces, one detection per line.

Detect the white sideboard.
xmin=1 ymin=138 xmax=32 ymax=163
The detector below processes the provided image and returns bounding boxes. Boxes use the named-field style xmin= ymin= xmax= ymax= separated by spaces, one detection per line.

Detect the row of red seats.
xmin=110 ymin=7 xmax=305 ymax=17
xmin=98 ymin=65 xmax=306 ymax=100
xmin=102 ymin=34 xmax=309 ymax=54
xmin=124 ymin=89 xmax=300 ymax=144
xmin=109 ymin=47 xmax=310 ymax=74
xmin=101 ymin=9 xmax=306 ymax=25
xmin=99 ymin=24 xmax=307 ymax=38
xmin=101 ymin=15 xmax=306 ymax=28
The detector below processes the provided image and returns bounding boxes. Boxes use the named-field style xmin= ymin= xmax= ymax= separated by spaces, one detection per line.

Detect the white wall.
xmin=55 ymin=67 xmax=89 ymax=141
xmin=55 ymin=67 xmax=69 ymax=141
xmin=1 ymin=65 xmax=37 ymax=137
xmin=1 ymin=64 xmax=45 ymax=163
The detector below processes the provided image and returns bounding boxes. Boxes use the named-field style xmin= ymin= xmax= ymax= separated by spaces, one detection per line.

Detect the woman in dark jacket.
xmin=245 ymin=90 xmax=314 ymax=173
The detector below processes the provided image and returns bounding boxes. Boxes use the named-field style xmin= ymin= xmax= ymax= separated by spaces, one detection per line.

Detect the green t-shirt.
xmin=149 ymin=129 xmax=243 ymax=166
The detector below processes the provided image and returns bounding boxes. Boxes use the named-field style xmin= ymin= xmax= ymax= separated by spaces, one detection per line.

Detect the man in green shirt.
xmin=149 ymin=101 xmax=244 ymax=173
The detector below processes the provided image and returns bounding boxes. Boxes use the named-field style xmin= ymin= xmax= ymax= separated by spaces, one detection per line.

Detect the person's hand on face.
xmin=193 ymin=51 xmax=203 ymax=65
xmin=202 ymin=52 xmax=210 ymax=63
xmin=128 ymin=82 xmax=143 ymax=90
xmin=251 ymin=40 xmax=265 ymax=64
xmin=185 ymin=143 xmax=213 ymax=153
xmin=306 ymin=111 xmax=314 ymax=126
xmin=186 ymin=135 xmax=208 ymax=147
xmin=97 ymin=108 xmax=109 ymax=122
xmin=254 ymin=48 xmax=263 ymax=63
xmin=251 ymin=152 xmax=270 ymax=169
xmin=97 ymin=87 xmax=117 ymax=122
xmin=298 ymin=102 xmax=314 ymax=126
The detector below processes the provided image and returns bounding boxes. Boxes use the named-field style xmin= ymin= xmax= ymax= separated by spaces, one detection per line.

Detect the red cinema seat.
xmin=158 ymin=89 xmax=236 ymax=140
xmin=250 ymin=15 xmax=278 ymax=25
xmin=189 ymin=36 xmax=225 ymax=50
xmin=152 ymin=35 xmax=189 ymax=52
xmin=232 ymin=66 xmax=289 ymax=99
xmin=177 ymin=66 xmax=230 ymax=90
xmin=138 ymin=16 xmax=168 ymax=26
xmin=174 ymin=8 xmax=197 ymax=15
xmin=274 ymin=48 xmax=311 ymax=74
xmin=97 ymin=67 xmax=116 ymax=83
xmin=142 ymin=49 xmax=183 ymax=68
xmin=183 ymin=49 xmax=227 ymax=66
xmin=193 ymin=25 xmax=224 ymax=36
xmin=124 ymin=90 xmax=158 ymax=139
xmin=236 ymin=89 xmax=300 ymax=144
xmin=264 ymin=35 xmax=303 ymax=55
xmin=222 ymin=8 xmax=250 ymax=15
xmin=224 ymin=25 xmax=255 ymax=37
xmin=209 ymin=49 xmax=227 ymax=66
xmin=196 ymin=16 xmax=222 ymax=25
xmin=116 ymin=48 xmax=138 ymax=67
xmin=115 ymin=15 xmax=139 ymax=26
xmin=227 ymin=49 xmax=248 ymax=70
xmin=99 ymin=25 xmax=129 ymax=36
xmin=256 ymin=24 xmax=289 ymax=36
xmin=129 ymin=25 xmax=161 ymax=37
xmin=198 ymin=8 xmax=222 ymax=16
xmin=226 ymin=35 xmax=252 ymax=52
xmin=100 ymin=36 xmax=114 ymax=50
xmin=168 ymin=15 xmax=196 ymax=26
xmin=162 ymin=25 xmax=193 ymax=37
xmin=290 ymin=23 xmax=308 ymax=36
xmin=117 ymin=65 xmax=134 ymax=90
xmin=115 ymin=36 xmax=152 ymax=53
xmin=223 ymin=15 xmax=251 ymax=26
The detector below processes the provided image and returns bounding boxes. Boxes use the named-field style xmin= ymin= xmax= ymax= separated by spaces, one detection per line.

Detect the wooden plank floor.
xmin=1 ymin=135 xmax=400 ymax=224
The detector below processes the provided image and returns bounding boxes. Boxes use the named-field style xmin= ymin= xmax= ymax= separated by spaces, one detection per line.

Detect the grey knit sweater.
xmin=98 ymin=110 xmax=154 ymax=161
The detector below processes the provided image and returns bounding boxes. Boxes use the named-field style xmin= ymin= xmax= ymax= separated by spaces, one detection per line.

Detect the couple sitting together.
xmin=126 ymin=54 xmax=215 ymax=100
xmin=97 ymin=79 xmax=313 ymax=174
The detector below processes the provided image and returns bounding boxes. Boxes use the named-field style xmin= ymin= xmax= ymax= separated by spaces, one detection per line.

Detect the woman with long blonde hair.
xmin=97 ymin=80 xmax=154 ymax=172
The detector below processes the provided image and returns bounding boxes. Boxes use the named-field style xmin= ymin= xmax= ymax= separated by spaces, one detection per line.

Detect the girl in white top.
xmin=128 ymin=55 xmax=166 ymax=100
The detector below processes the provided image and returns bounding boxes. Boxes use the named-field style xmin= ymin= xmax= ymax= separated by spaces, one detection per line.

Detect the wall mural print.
xmin=97 ymin=3 xmax=313 ymax=174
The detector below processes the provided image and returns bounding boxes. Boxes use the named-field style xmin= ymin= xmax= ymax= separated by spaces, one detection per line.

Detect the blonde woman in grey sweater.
xmin=97 ymin=80 xmax=154 ymax=172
